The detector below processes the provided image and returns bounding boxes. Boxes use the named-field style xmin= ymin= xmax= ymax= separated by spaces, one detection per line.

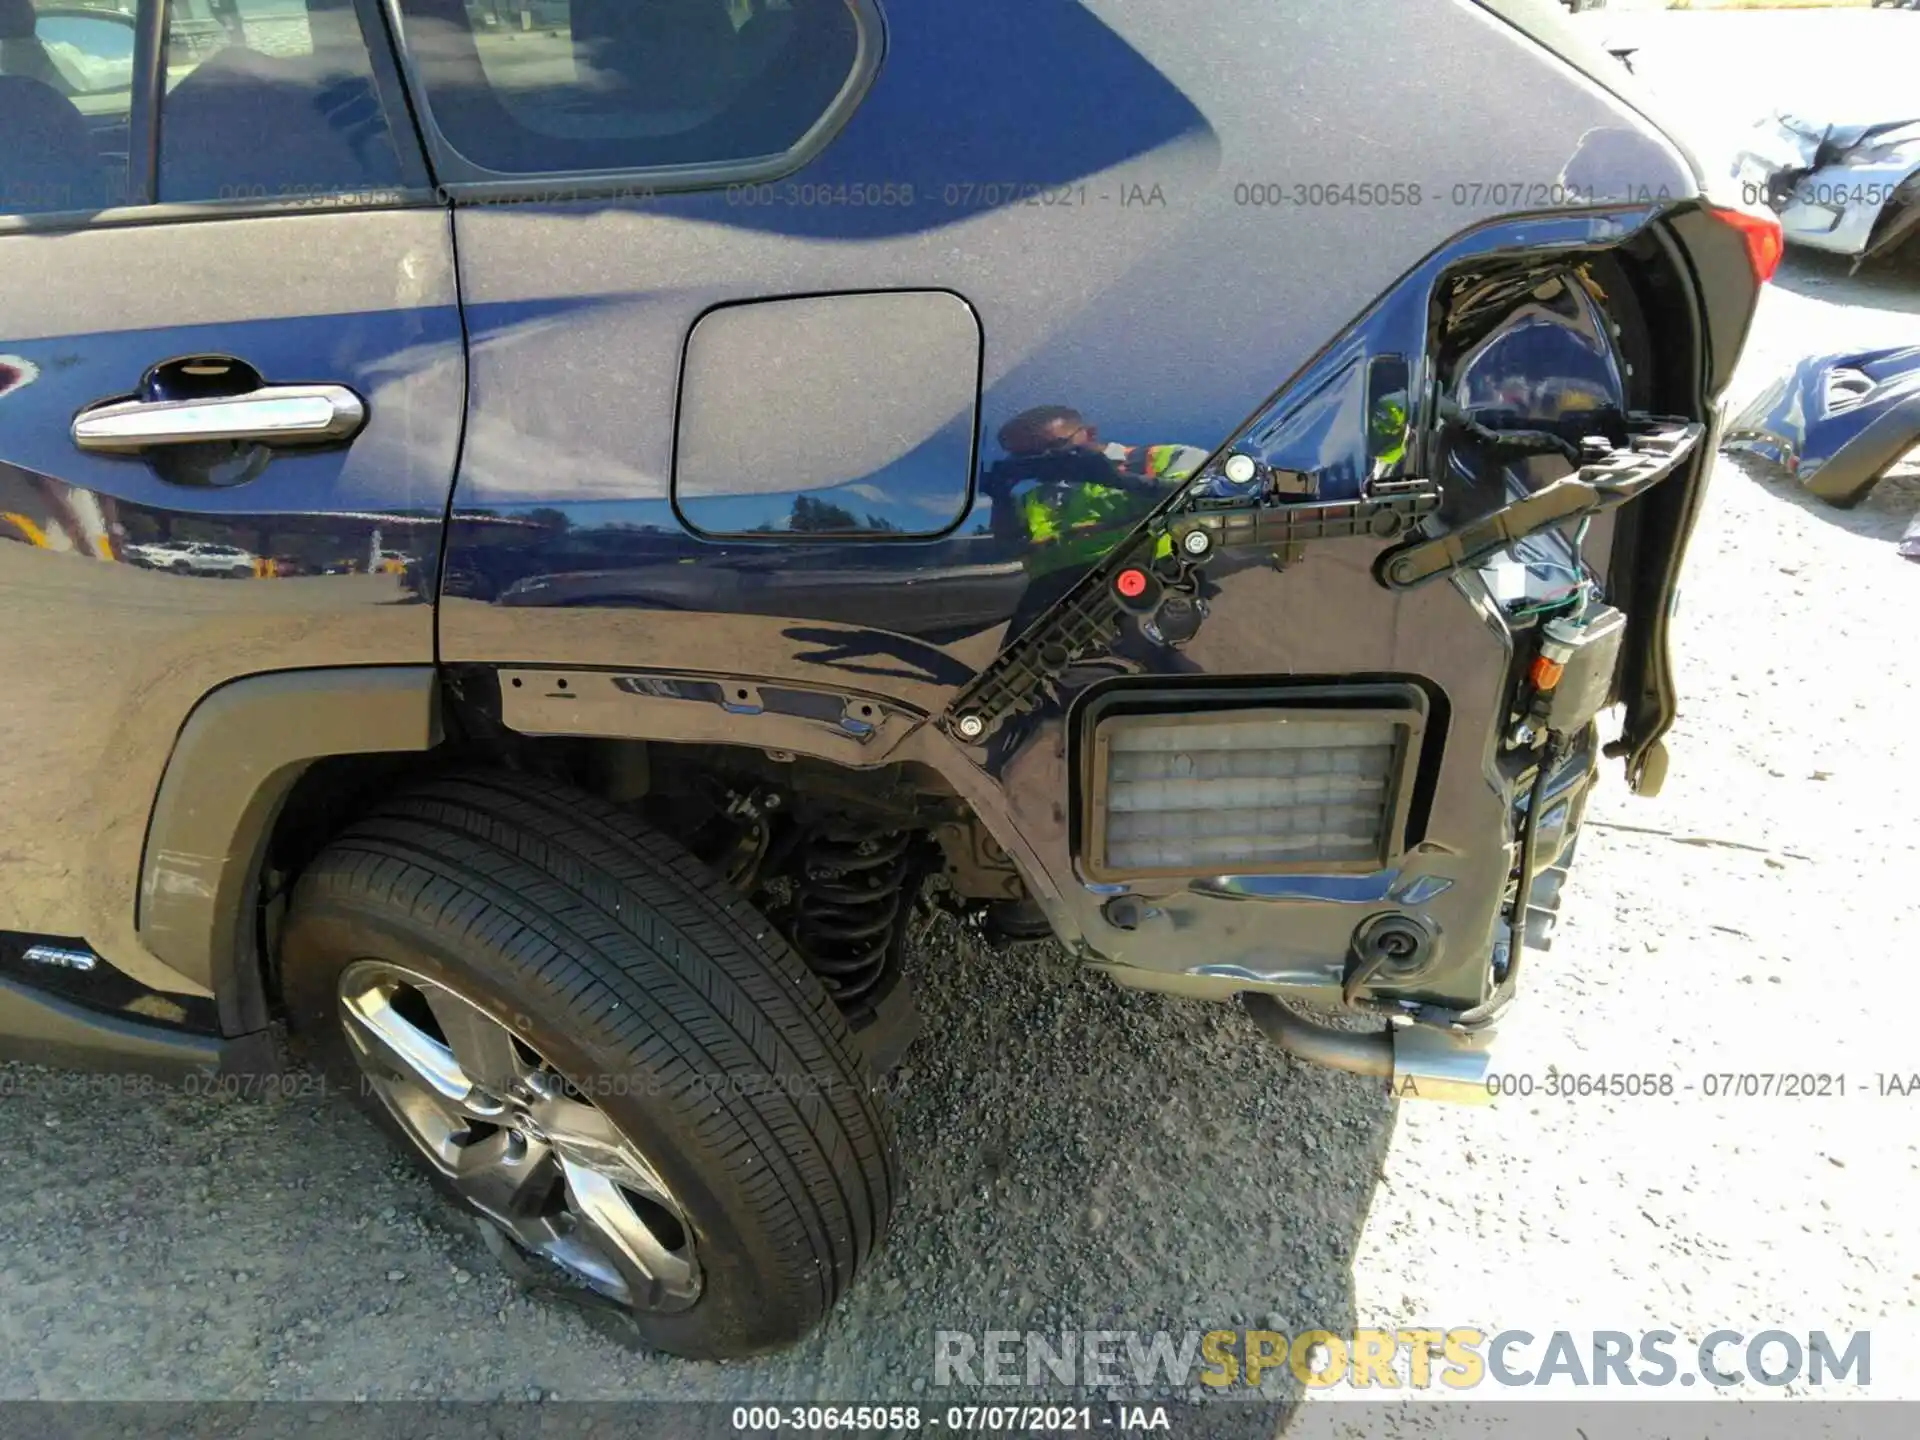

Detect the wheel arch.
xmin=137 ymin=660 xmax=1083 ymax=1043
xmin=477 ymin=663 xmax=1073 ymax=927
xmin=136 ymin=666 xmax=443 ymax=1034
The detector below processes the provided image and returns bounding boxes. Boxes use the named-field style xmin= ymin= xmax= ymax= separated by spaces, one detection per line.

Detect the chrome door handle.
xmin=71 ymin=384 xmax=368 ymax=453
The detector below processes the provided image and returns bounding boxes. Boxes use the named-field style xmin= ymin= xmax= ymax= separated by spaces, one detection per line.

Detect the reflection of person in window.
xmin=970 ymin=409 xmax=1212 ymax=771
xmin=981 ymin=404 xmax=1207 ymax=677
xmin=983 ymin=405 xmax=1205 ymax=572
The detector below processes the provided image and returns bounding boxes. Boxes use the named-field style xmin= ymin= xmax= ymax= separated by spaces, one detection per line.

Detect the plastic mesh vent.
xmin=1097 ymin=715 xmax=1401 ymax=873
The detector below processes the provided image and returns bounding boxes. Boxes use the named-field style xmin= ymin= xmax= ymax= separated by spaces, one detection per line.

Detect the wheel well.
xmin=252 ymin=727 xmax=1034 ymax=1027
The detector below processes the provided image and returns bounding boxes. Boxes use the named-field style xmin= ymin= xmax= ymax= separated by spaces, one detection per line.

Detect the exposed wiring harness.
xmin=1450 ymin=730 xmax=1574 ymax=1029
xmin=1501 ymin=515 xmax=1598 ymax=620
xmin=1437 ymin=398 xmax=1588 ymax=467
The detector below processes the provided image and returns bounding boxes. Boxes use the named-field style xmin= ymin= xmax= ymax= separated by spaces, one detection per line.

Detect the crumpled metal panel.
xmin=1732 ymin=112 xmax=1920 ymax=262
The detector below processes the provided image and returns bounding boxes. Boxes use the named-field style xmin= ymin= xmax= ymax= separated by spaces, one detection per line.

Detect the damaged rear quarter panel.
xmin=440 ymin=0 xmax=1707 ymax=1010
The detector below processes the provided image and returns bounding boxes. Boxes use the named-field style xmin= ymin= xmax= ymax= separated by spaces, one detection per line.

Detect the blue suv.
xmin=0 ymin=0 xmax=1771 ymax=1357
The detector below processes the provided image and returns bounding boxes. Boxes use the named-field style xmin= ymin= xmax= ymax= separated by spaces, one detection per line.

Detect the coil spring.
xmin=790 ymin=830 xmax=912 ymax=1013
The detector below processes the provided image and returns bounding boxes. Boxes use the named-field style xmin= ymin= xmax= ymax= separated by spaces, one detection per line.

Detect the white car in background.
xmin=125 ymin=540 xmax=257 ymax=576
xmin=1735 ymin=111 xmax=1920 ymax=266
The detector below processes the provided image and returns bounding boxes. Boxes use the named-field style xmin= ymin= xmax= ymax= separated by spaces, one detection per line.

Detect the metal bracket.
xmin=1375 ymin=417 xmax=1703 ymax=591
xmin=1168 ymin=487 xmax=1441 ymax=561
xmin=946 ymin=566 xmax=1140 ymax=741
xmin=943 ymin=483 xmax=1442 ymax=744
xmin=500 ymin=669 xmax=920 ymax=763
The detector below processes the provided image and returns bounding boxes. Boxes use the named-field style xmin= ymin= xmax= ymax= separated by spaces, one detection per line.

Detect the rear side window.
xmin=158 ymin=0 xmax=410 ymax=203
xmin=390 ymin=0 xmax=871 ymax=182
xmin=0 ymin=0 xmax=137 ymax=215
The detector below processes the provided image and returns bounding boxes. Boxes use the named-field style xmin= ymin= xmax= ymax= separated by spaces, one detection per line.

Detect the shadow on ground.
xmin=1722 ymin=451 xmax=1920 ymax=549
xmin=0 ymin=913 xmax=1395 ymax=1414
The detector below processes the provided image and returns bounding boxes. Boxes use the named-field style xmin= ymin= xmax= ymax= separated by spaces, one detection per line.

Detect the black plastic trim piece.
xmin=943 ymin=487 xmax=1443 ymax=744
xmin=128 ymin=0 xmax=166 ymax=207
xmin=1376 ymin=418 xmax=1704 ymax=591
xmin=0 ymin=931 xmax=220 ymax=1035
xmin=351 ymin=0 xmax=437 ymax=193
xmin=0 ymin=192 xmax=447 ymax=237
xmin=495 ymin=666 xmax=921 ymax=767
xmin=137 ymin=668 xmax=442 ymax=1017
xmin=1607 ymin=209 xmax=1756 ymax=791
xmin=1172 ymin=488 xmax=1440 ymax=557
xmin=0 ymin=976 xmax=224 ymax=1080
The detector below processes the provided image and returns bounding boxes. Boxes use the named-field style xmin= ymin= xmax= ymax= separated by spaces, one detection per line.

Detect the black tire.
xmin=280 ymin=768 xmax=899 ymax=1359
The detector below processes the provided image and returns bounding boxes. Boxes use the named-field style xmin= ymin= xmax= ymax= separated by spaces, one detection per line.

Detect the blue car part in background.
xmin=1723 ymin=344 xmax=1920 ymax=509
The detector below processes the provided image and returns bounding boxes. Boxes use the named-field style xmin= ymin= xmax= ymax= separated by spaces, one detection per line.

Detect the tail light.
xmin=1708 ymin=204 xmax=1785 ymax=284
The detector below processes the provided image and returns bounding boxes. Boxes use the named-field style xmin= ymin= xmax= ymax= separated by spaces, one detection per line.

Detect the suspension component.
xmin=789 ymin=829 xmax=917 ymax=1018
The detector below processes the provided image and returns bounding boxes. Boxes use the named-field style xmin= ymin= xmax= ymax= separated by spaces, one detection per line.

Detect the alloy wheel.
xmin=336 ymin=960 xmax=701 ymax=1312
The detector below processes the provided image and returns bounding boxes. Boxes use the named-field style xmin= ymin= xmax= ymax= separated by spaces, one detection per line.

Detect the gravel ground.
xmin=4 ymin=7 xmax=1918 ymax=1425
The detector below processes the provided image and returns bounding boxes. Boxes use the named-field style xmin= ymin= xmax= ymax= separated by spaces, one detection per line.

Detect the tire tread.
xmin=286 ymin=768 xmax=897 ymax=1350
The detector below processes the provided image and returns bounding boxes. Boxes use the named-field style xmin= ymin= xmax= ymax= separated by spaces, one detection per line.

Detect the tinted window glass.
xmin=159 ymin=0 xmax=408 ymax=203
xmin=392 ymin=0 xmax=863 ymax=178
xmin=0 ymin=0 xmax=136 ymax=215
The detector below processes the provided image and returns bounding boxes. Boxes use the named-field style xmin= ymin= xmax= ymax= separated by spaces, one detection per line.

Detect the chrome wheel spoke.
xmin=340 ymin=982 xmax=472 ymax=1107
xmin=452 ymin=1129 xmax=562 ymax=1230
xmin=560 ymin=1157 xmax=700 ymax=1305
xmin=420 ymin=983 xmax=530 ymax=1095
xmin=337 ymin=959 xmax=700 ymax=1314
xmin=372 ymin=1072 xmax=473 ymax=1169
xmin=531 ymin=1095 xmax=675 ymax=1204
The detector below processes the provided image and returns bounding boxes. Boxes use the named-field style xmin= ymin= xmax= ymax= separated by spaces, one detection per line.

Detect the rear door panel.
xmin=0 ymin=210 xmax=463 ymax=993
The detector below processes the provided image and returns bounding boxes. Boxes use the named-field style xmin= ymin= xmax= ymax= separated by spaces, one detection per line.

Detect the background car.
xmin=124 ymin=539 xmax=257 ymax=576
xmin=1735 ymin=110 xmax=1920 ymax=266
